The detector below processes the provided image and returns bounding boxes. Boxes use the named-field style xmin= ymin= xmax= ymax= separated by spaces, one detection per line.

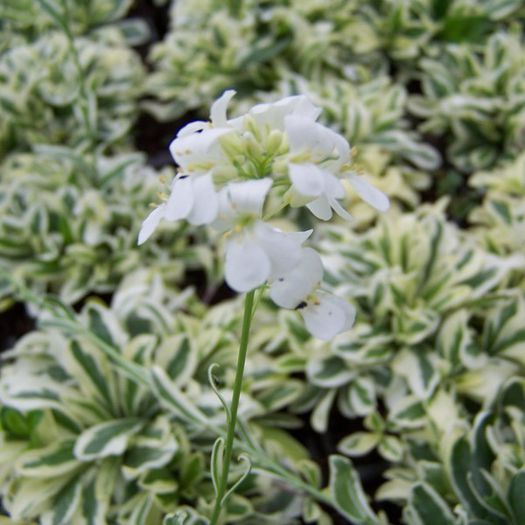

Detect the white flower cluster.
xmin=139 ymin=91 xmax=389 ymax=340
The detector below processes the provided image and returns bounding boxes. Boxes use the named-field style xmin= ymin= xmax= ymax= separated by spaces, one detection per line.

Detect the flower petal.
xmin=324 ymin=171 xmax=346 ymax=199
xmin=285 ymin=117 xmax=349 ymax=164
xmin=247 ymin=95 xmax=321 ymax=130
xmin=289 ymin=163 xmax=325 ymax=197
xmin=226 ymin=178 xmax=273 ymax=216
xmin=165 ymin=176 xmax=193 ymax=221
xmin=291 ymin=95 xmax=323 ymax=121
xmin=270 ymin=247 xmax=323 ymax=309
xmin=169 ymin=128 xmax=231 ymax=171
xmin=138 ymin=204 xmax=165 ymax=245
xmin=300 ymin=293 xmax=356 ymax=340
xmin=307 ymin=196 xmax=333 ymax=220
xmin=253 ymin=222 xmax=312 ymax=278
xmin=347 ymin=173 xmax=390 ymax=212
xmin=328 ymin=196 xmax=353 ymax=222
xmin=327 ymin=127 xmax=351 ymax=166
xmin=210 ymin=89 xmax=236 ymax=127
xmin=212 ymin=187 xmax=236 ymax=232
xmin=177 ymin=121 xmax=208 ymax=138
xmin=225 ymin=236 xmax=271 ymax=292
xmin=187 ymin=173 xmax=219 ymax=225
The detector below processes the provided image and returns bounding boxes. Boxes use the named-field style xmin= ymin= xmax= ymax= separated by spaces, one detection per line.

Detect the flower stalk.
xmin=210 ymin=289 xmax=256 ymax=524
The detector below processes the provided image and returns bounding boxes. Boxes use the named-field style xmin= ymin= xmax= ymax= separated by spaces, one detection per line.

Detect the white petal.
xmin=289 ymin=163 xmax=325 ymax=197
xmin=285 ymin=116 xmax=345 ymax=160
xmin=169 ymin=128 xmax=232 ymax=170
xmin=247 ymin=95 xmax=321 ymax=130
xmin=177 ymin=121 xmax=208 ymax=138
xmin=307 ymin=196 xmax=333 ymax=220
xmin=187 ymin=173 xmax=218 ymax=225
xmin=341 ymin=301 xmax=357 ymax=332
xmin=270 ymin=247 xmax=323 ymax=309
xmin=328 ymin=196 xmax=353 ymax=222
xmin=225 ymin=236 xmax=271 ymax=292
xmin=253 ymin=222 xmax=312 ymax=278
xmin=210 ymin=90 xmax=236 ymax=127
xmin=291 ymin=95 xmax=323 ymax=121
xmin=226 ymin=178 xmax=273 ymax=216
xmin=165 ymin=176 xmax=193 ymax=221
xmin=301 ymin=293 xmax=356 ymax=340
xmin=326 ymin=127 xmax=351 ymax=166
xmin=138 ymin=204 xmax=165 ymax=245
xmin=212 ymin=187 xmax=236 ymax=232
xmin=324 ymin=171 xmax=346 ymax=199
xmin=347 ymin=173 xmax=390 ymax=212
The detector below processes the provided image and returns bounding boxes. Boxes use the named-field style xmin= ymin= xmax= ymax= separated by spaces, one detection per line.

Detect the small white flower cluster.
xmin=139 ymin=91 xmax=389 ymax=340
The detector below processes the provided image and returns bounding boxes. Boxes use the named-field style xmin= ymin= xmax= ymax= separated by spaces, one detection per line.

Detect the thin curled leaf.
xmin=208 ymin=363 xmax=231 ymax=424
xmin=221 ymin=454 xmax=252 ymax=507
xmin=211 ymin=437 xmax=225 ymax=497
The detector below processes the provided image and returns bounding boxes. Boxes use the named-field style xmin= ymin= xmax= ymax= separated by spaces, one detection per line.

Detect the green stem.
xmin=210 ymin=290 xmax=255 ymax=525
xmin=6 ymin=275 xmax=340 ymax=519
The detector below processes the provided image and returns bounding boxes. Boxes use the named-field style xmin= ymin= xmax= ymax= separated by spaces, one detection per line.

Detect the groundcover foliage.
xmin=0 ymin=0 xmax=524 ymax=524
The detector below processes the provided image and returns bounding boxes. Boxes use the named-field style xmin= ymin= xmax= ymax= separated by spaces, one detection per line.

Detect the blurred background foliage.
xmin=0 ymin=0 xmax=524 ymax=524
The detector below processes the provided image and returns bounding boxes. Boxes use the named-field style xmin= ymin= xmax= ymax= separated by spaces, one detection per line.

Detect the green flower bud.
xmin=266 ymin=130 xmax=285 ymax=155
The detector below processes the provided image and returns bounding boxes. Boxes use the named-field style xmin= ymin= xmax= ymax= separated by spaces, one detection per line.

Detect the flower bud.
xmin=266 ymin=130 xmax=285 ymax=155
xmin=246 ymin=135 xmax=263 ymax=159
xmin=213 ymin=164 xmax=238 ymax=183
xmin=219 ymin=133 xmax=245 ymax=158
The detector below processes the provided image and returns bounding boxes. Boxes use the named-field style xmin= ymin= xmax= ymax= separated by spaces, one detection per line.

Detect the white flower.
xmin=169 ymin=91 xmax=322 ymax=176
xmin=286 ymin=115 xmax=350 ymax=167
xmin=224 ymin=222 xmax=313 ymax=292
xmin=288 ymin=163 xmax=353 ymax=221
xmin=169 ymin=90 xmax=236 ymax=173
xmin=299 ymin=292 xmax=356 ymax=341
xmin=138 ymin=172 xmax=218 ymax=245
xmin=230 ymin=95 xmax=321 ymax=130
xmin=285 ymin=115 xmax=390 ymax=218
xmin=214 ymin=177 xmax=273 ymax=232
xmin=269 ymin=246 xmax=323 ymax=309
xmin=217 ymin=176 xmax=313 ymax=292
xmin=268 ymin=247 xmax=355 ymax=340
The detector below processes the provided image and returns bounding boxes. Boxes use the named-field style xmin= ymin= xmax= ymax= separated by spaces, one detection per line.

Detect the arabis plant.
xmin=138 ymin=90 xmax=389 ymax=523
xmin=140 ymin=90 xmax=388 ymax=338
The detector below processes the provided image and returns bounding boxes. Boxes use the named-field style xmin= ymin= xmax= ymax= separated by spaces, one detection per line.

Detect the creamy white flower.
xmin=139 ymin=91 xmax=377 ymax=341
xmin=170 ymin=91 xmax=322 ymax=175
xmin=288 ymin=163 xmax=353 ymax=221
xmin=268 ymin=247 xmax=355 ymax=340
xmin=230 ymin=95 xmax=321 ymax=130
xmin=299 ymin=292 xmax=356 ymax=340
xmin=213 ymin=176 xmax=312 ymax=293
xmin=269 ymin=247 xmax=323 ymax=309
xmin=213 ymin=177 xmax=273 ymax=232
xmin=169 ymin=90 xmax=236 ymax=173
xmin=138 ymin=172 xmax=218 ymax=245
xmin=286 ymin=115 xmax=350 ymax=167
xmin=285 ymin=115 xmax=390 ymax=216
xmin=224 ymin=222 xmax=313 ymax=292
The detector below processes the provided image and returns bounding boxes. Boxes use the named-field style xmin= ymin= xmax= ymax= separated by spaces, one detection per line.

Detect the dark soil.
xmin=0 ymin=303 xmax=35 ymax=352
